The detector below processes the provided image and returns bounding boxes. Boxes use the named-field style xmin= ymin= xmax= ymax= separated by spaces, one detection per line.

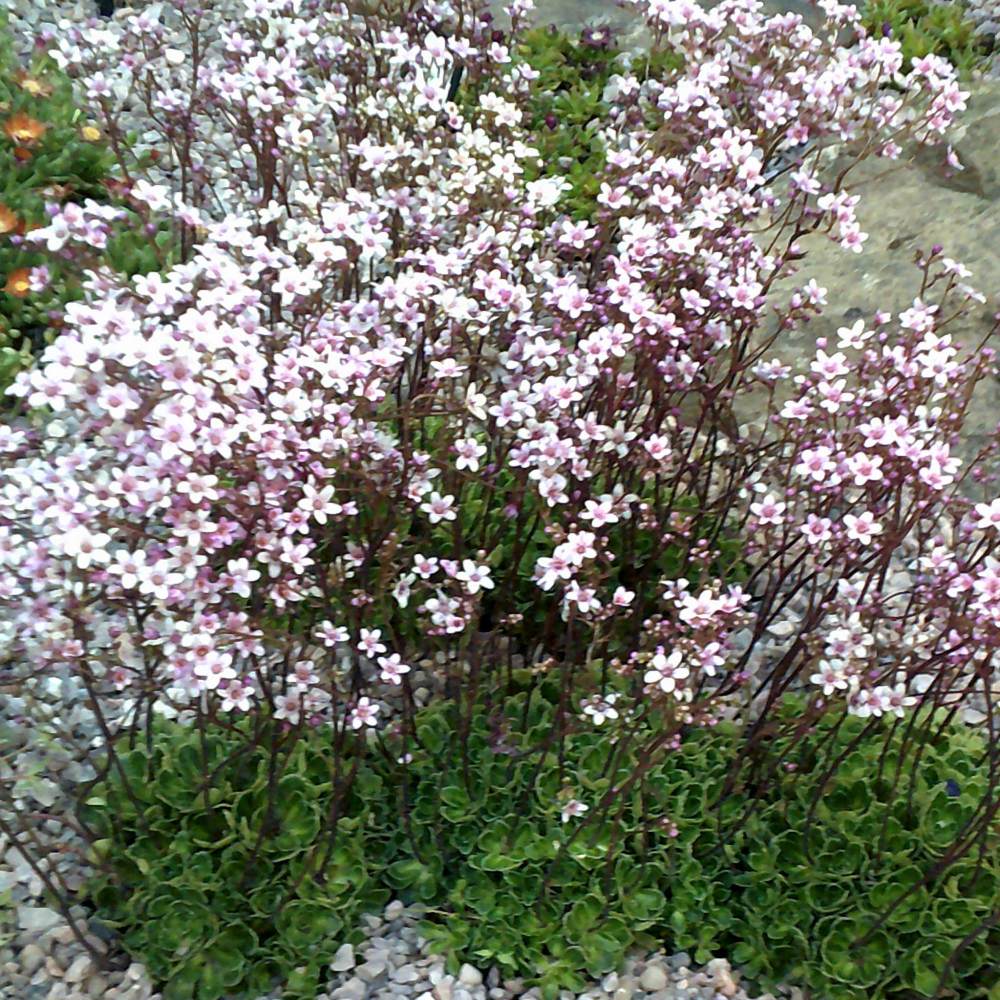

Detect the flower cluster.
xmin=0 ymin=0 xmax=992 ymax=761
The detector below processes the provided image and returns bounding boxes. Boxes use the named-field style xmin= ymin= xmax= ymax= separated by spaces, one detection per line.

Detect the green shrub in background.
xmin=459 ymin=22 xmax=683 ymax=221
xmin=367 ymin=679 xmax=729 ymax=996
xmin=81 ymin=686 xmax=998 ymax=1000
xmin=78 ymin=719 xmax=389 ymax=1000
xmin=513 ymin=25 xmax=664 ymax=222
xmin=492 ymin=4 xmax=992 ymax=226
xmin=859 ymin=0 xmax=995 ymax=79
xmin=0 ymin=13 xmax=173 ymax=398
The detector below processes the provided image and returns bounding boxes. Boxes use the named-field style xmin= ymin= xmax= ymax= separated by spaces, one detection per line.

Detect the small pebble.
xmin=458 ymin=963 xmax=483 ymax=987
xmin=330 ymin=943 xmax=356 ymax=973
xmin=640 ymin=963 xmax=669 ymax=992
xmin=332 ymin=976 xmax=366 ymax=1000
xmin=393 ymin=963 xmax=421 ymax=984
xmin=357 ymin=957 xmax=388 ymax=982
xmin=63 ymin=954 xmax=94 ymax=984
xmin=19 ymin=943 xmax=46 ymax=977
xmin=17 ymin=907 xmax=62 ymax=934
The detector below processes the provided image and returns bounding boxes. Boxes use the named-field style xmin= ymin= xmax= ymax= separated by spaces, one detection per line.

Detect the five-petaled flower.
xmin=350 ymin=697 xmax=381 ymax=730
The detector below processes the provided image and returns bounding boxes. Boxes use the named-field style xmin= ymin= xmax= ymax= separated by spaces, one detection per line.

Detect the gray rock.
xmin=766 ymin=620 xmax=796 ymax=638
xmin=748 ymin=78 xmax=1000 ymax=496
xmin=19 ymin=943 xmax=46 ymax=977
xmin=640 ymin=963 xmax=670 ymax=992
xmin=357 ymin=957 xmax=388 ymax=982
xmin=84 ymin=974 xmax=108 ymax=997
xmin=17 ymin=908 xmax=62 ymax=934
xmin=332 ymin=976 xmax=367 ymax=1000
xmin=63 ymin=954 xmax=94 ymax=984
xmin=331 ymin=943 xmax=356 ymax=973
xmin=458 ymin=964 xmax=483 ymax=987
xmin=393 ymin=964 xmax=421 ymax=984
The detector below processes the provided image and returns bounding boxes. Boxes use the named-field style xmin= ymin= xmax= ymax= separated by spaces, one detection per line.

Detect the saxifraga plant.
xmin=83 ymin=686 xmax=999 ymax=999
xmin=78 ymin=717 xmax=388 ymax=1000
xmin=365 ymin=690 xmax=999 ymax=1000
xmin=0 ymin=0 xmax=995 ymax=996
xmin=470 ymin=21 xmax=685 ymax=222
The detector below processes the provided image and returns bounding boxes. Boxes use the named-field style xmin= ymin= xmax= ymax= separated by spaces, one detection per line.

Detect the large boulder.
xmin=749 ymin=79 xmax=1000 ymax=482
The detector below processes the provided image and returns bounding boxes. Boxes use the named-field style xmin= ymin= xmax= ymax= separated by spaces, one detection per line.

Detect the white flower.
xmin=843 ymin=511 xmax=883 ymax=546
xmin=349 ymin=697 xmax=380 ymax=730
xmin=421 ymin=492 xmax=456 ymax=524
xmin=455 ymin=438 xmax=487 ymax=472
xmin=974 ymin=499 xmax=1000 ymax=531
xmin=643 ymin=648 xmax=690 ymax=695
xmin=465 ymin=383 xmax=488 ymax=421
xmin=456 ymin=559 xmax=494 ymax=595
xmin=581 ymin=693 xmax=619 ymax=726
xmin=59 ymin=526 xmax=111 ymax=569
xmin=377 ymin=654 xmax=410 ymax=686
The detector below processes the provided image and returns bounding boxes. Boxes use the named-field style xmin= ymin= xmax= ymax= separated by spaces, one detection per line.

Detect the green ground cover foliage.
xmin=79 ymin=688 xmax=999 ymax=1000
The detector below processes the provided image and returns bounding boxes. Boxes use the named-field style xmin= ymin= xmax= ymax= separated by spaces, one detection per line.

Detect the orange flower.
xmin=13 ymin=147 xmax=34 ymax=163
xmin=3 ymin=112 xmax=47 ymax=145
xmin=3 ymin=268 xmax=31 ymax=298
xmin=14 ymin=72 xmax=54 ymax=98
xmin=0 ymin=205 xmax=18 ymax=235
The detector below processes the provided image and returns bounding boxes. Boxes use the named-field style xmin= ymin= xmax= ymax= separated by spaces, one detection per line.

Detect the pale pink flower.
xmin=421 ymin=492 xmax=456 ymax=524
xmin=844 ymin=511 xmax=883 ymax=546
xmin=580 ymin=497 xmax=618 ymax=527
xmin=274 ymin=692 xmax=303 ymax=725
xmin=349 ymin=697 xmax=380 ymax=730
xmin=315 ymin=621 xmax=349 ymax=648
xmin=750 ymin=493 xmax=786 ymax=525
xmin=358 ymin=628 xmax=387 ymax=657
xmin=377 ymin=653 xmax=410 ymax=685
xmin=220 ymin=680 xmax=253 ymax=713
xmin=560 ymin=799 xmax=589 ymax=823
xmin=455 ymin=438 xmax=487 ymax=472
xmin=456 ymin=559 xmax=494 ymax=595
xmin=298 ymin=483 xmax=342 ymax=524
xmin=848 ymin=453 xmax=884 ymax=487
xmin=581 ymin=693 xmax=619 ymax=726
xmin=644 ymin=647 xmax=690 ymax=695
xmin=974 ymin=499 xmax=1000 ymax=531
